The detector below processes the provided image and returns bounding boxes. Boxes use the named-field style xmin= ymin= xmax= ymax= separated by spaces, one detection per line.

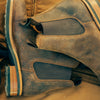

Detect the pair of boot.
xmin=0 ymin=0 xmax=100 ymax=97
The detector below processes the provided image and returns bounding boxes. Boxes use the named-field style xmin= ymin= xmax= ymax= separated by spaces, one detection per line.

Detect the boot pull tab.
xmin=20 ymin=18 xmax=43 ymax=34
xmin=30 ymin=25 xmax=42 ymax=34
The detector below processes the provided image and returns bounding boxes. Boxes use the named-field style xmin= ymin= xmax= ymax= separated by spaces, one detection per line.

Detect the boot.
xmin=5 ymin=0 xmax=81 ymax=96
xmin=24 ymin=0 xmax=100 ymax=86
xmin=5 ymin=0 xmax=100 ymax=96
xmin=31 ymin=0 xmax=100 ymax=81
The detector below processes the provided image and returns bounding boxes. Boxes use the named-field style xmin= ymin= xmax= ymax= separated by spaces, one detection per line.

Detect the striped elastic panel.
xmin=6 ymin=66 xmax=18 ymax=96
xmin=82 ymin=0 xmax=100 ymax=30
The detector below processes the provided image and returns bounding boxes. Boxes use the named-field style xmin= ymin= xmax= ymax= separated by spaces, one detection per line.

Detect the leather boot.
xmin=25 ymin=0 xmax=100 ymax=86
xmin=5 ymin=0 xmax=80 ymax=96
xmin=31 ymin=0 xmax=100 ymax=81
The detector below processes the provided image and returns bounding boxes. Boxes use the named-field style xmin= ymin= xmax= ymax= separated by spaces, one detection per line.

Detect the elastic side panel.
xmin=42 ymin=18 xmax=85 ymax=35
xmin=5 ymin=66 xmax=18 ymax=96
xmin=33 ymin=62 xmax=72 ymax=80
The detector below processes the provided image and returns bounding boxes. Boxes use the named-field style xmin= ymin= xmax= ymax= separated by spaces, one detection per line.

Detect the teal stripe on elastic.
xmin=6 ymin=0 xmax=20 ymax=96
xmin=6 ymin=66 xmax=10 ymax=96
xmin=96 ymin=0 xmax=100 ymax=7
xmin=85 ymin=0 xmax=100 ymax=24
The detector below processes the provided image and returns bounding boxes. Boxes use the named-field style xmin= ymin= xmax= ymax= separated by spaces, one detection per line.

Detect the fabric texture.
xmin=5 ymin=0 xmax=77 ymax=96
xmin=25 ymin=0 xmax=63 ymax=17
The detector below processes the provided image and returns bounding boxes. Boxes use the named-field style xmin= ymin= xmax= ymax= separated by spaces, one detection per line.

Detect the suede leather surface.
xmin=35 ymin=0 xmax=100 ymax=80
xmin=9 ymin=0 xmax=82 ymax=96
xmin=37 ymin=22 xmax=100 ymax=80
xmin=0 ymin=0 xmax=99 ymax=98
xmin=9 ymin=0 xmax=100 ymax=96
